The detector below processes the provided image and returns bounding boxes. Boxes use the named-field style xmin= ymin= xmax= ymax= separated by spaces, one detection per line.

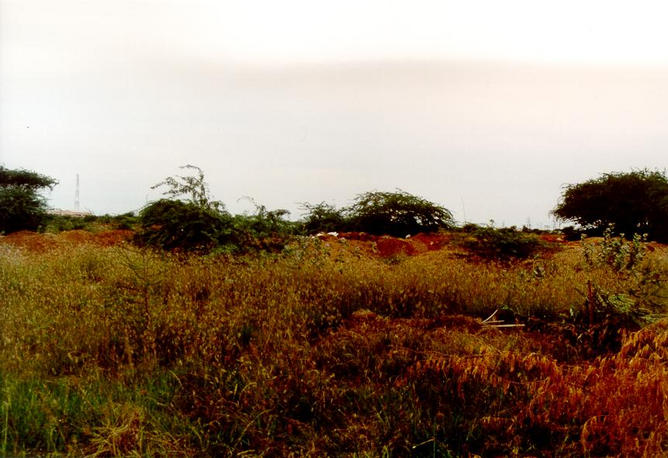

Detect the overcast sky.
xmin=1 ymin=0 xmax=667 ymax=227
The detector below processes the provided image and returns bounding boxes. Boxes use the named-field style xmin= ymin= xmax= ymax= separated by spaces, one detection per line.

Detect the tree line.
xmin=1 ymin=165 xmax=666 ymax=249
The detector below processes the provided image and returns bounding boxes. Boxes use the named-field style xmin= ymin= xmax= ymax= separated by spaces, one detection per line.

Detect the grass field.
xmin=0 ymin=229 xmax=666 ymax=456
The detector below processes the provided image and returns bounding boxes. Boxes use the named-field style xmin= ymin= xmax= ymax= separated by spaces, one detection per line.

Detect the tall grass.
xmin=0 ymin=235 xmax=665 ymax=455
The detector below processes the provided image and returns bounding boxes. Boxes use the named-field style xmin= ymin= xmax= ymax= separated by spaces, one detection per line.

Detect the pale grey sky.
xmin=1 ymin=0 xmax=667 ymax=227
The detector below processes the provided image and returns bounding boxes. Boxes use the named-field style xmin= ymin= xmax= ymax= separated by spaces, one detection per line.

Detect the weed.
xmin=0 ymin=232 xmax=665 ymax=455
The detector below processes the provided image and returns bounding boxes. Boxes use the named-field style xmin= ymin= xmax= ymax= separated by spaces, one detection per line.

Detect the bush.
xmin=567 ymin=282 xmax=647 ymax=357
xmin=299 ymin=202 xmax=348 ymax=234
xmin=346 ymin=190 xmax=454 ymax=237
xmin=234 ymin=201 xmax=295 ymax=240
xmin=136 ymin=166 xmax=235 ymax=252
xmin=461 ymin=226 xmax=547 ymax=261
xmin=299 ymin=191 xmax=453 ymax=237
xmin=104 ymin=212 xmax=139 ymax=230
xmin=45 ymin=215 xmax=88 ymax=233
xmin=229 ymin=204 xmax=297 ymax=253
xmin=135 ymin=199 xmax=236 ymax=252
xmin=137 ymin=166 xmax=295 ymax=253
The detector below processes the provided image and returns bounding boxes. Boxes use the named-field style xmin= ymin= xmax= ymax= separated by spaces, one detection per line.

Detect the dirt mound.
xmin=59 ymin=230 xmax=96 ymax=244
xmin=315 ymin=231 xmax=458 ymax=258
xmin=0 ymin=231 xmax=58 ymax=252
xmin=0 ymin=229 xmax=134 ymax=252
xmin=409 ymin=233 xmax=452 ymax=253
xmin=93 ymin=230 xmax=134 ymax=246
xmin=375 ymin=236 xmax=416 ymax=257
xmin=338 ymin=232 xmax=379 ymax=242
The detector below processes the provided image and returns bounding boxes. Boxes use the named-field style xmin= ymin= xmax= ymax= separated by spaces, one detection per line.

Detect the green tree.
xmin=0 ymin=166 xmax=57 ymax=234
xmin=299 ymin=202 xmax=347 ymax=234
xmin=553 ymin=169 xmax=668 ymax=242
xmin=346 ymin=190 xmax=454 ymax=237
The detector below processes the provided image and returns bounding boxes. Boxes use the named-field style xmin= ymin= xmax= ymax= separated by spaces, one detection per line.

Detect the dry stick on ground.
xmin=482 ymin=309 xmax=499 ymax=323
xmin=481 ymin=308 xmax=525 ymax=328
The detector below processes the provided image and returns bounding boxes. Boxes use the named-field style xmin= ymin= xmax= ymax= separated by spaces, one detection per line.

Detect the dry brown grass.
xmin=0 ymin=230 xmax=665 ymax=455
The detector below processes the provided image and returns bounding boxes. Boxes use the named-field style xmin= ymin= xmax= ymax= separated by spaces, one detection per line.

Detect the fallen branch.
xmin=482 ymin=309 xmax=499 ymax=323
xmin=481 ymin=308 xmax=525 ymax=328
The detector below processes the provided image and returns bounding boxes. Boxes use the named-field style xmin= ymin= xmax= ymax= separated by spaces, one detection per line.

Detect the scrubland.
xmin=0 ymin=230 xmax=666 ymax=456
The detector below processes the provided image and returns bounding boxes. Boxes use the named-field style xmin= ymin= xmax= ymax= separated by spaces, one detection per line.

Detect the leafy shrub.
xmin=136 ymin=166 xmax=234 ymax=252
xmin=300 ymin=191 xmax=453 ymax=236
xmin=461 ymin=226 xmax=547 ymax=261
xmin=578 ymin=226 xmax=665 ymax=319
xmin=299 ymin=202 xmax=348 ymax=234
xmin=581 ymin=226 xmax=648 ymax=273
xmin=460 ymin=222 xmax=482 ymax=233
xmin=229 ymin=205 xmax=296 ymax=253
xmin=45 ymin=215 xmax=88 ymax=232
xmin=561 ymin=225 xmax=585 ymax=241
xmin=347 ymin=190 xmax=453 ymax=236
xmin=567 ymin=282 xmax=647 ymax=357
xmin=137 ymin=166 xmax=296 ymax=253
xmin=103 ymin=212 xmax=139 ymax=230
xmin=233 ymin=201 xmax=295 ymax=240
xmin=135 ymin=199 xmax=236 ymax=252
xmin=565 ymin=228 xmax=666 ymax=358
xmin=599 ymin=228 xmax=648 ymax=273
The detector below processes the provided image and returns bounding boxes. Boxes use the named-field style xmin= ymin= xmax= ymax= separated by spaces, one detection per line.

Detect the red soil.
xmin=325 ymin=231 xmax=455 ymax=258
xmin=93 ymin=230 xmax=134 ymax=246
xmin=0 ymin=231 xmax=59 ymax=252
xmin=0 ymin=229 xmax=133 ymax=252
xmin=375 ymin=236 xmax=416 ymax=257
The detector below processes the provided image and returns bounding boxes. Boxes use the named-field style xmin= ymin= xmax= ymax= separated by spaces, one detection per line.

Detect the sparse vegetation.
xmin=0 ymin=165 xmax=666 ymax=455
xmin=45 ymin=212 xmax=139 ymax=233
xmin=0 ymin=226 xmax=665 ymax=456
